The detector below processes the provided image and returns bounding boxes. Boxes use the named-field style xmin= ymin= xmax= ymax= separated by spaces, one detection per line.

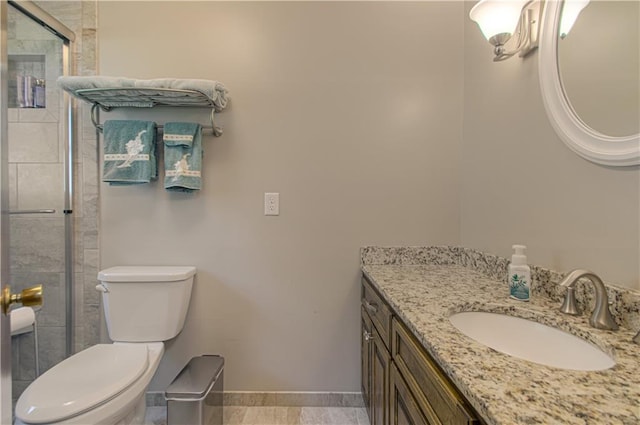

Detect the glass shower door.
xmin=6 ymin=1 xmax=73 ymax=403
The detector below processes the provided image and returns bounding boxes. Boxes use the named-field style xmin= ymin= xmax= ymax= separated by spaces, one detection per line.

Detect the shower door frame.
xmin=1 ymin=1 xmax=11 ymax=420
xmin=0 ymin=0 xmax=76 ymax=412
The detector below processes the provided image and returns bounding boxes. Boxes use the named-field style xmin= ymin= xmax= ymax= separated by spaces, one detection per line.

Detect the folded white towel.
xmin=57 ymin=76 xmax=136 ymax=92
xmin=57 ymin=76 xmax=229 ymax=111
xmin=135 ymin=79 xmax=229 ymax=111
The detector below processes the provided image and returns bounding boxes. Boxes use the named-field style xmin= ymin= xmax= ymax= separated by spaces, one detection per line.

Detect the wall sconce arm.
xmin=491 ymin=1 xmax=542 ymax=61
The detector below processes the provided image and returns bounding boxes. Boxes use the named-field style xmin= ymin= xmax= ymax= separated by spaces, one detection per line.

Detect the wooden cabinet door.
xmin=371 ymin=325 xmax=390 ymax=425
xmin=392 ymin=319 xmax=480 ymax=425
xmin=362 ymin=276 xmax=392 ymax=349
xmin=362 ymin=307 xmax=373 ymax=410
xmin=390 ymin=363 xmax=440 ymax=425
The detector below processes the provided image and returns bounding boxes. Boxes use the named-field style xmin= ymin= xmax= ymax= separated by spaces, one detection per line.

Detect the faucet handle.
xmin=560 ymin=286 xmax=581 ymax=315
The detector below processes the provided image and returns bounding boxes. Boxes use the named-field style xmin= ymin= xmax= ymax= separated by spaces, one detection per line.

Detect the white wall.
xmin=461 ymin=1 xmax=640 ymax=290
xmin=98 ymin=1 xmax=464 ymax=391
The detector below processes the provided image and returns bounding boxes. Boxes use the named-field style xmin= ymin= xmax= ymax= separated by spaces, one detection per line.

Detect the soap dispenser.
xmin=508 ymin=244 xmax=531 ymax=301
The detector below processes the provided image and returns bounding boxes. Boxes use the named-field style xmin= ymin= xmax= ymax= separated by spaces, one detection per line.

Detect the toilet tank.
xmin=97 ymin=266 xmax=196 ymax=342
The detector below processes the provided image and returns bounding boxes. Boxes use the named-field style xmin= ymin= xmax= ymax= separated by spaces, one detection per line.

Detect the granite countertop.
xmin=361 ymin=256 xmax=640 ymax=425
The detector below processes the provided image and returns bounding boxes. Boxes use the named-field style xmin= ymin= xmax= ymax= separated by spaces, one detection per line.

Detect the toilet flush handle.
xmin=95 ymin=283 xmax=109 ymax=293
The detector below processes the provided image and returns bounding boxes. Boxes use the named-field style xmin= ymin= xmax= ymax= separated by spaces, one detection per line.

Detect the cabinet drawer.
xmin=392 ymin=318 xmax=480 ymax=425
xmin=362 ymin=276 xmax=393 ymax=349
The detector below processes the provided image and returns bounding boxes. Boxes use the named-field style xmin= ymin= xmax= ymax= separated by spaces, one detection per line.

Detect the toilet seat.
xmin=16 ymin=343 xmax=149 ymax=424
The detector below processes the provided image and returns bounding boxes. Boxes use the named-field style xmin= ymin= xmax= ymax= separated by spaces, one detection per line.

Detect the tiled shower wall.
xmin=8 ymin=0 xmax=98 ymax=398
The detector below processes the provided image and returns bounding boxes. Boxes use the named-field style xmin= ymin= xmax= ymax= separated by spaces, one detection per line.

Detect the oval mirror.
xmin=539 ymin=0 xmax=640 ymax=166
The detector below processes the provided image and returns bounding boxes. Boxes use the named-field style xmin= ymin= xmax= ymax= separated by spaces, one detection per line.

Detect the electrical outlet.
xmin=264 ymin=192 xmax=279 ymax=216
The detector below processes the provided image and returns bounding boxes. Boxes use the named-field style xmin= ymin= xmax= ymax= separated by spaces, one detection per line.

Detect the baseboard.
xmin=146 ymin=391 xmax=364 ymax=408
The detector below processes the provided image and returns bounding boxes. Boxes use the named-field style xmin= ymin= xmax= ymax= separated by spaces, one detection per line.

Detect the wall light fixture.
xmin=470 ymin=0 xmax=591 ymax=61
xmin=470 ymin=0 xmax=542 ymax=61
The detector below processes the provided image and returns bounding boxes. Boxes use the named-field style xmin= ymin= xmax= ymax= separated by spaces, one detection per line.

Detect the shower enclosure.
xmin=3 ymin=0 xmax=75 ymax=401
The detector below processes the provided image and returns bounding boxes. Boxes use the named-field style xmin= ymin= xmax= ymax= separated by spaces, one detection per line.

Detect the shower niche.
xmin=8 ymin=54 xmax=46 ymax=108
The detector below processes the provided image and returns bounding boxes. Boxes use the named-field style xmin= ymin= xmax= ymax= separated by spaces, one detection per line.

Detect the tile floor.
xmin=145 ymin=405 xmax=370 ymax=425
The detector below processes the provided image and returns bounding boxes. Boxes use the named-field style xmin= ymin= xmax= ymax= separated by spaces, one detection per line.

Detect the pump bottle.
xmin=508 ymin=244 xmax=531 ymax=301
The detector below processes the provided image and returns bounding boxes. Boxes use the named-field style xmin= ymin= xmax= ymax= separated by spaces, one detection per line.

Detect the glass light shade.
xmin=470 ymin=0 xmax=529 ymax=41
xmin=559 ymin=0 xmax=590 ymax=38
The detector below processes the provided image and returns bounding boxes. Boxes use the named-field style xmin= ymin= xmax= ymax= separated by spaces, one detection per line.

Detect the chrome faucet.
xmin=558 ymin=269 xmax=618 ymax=331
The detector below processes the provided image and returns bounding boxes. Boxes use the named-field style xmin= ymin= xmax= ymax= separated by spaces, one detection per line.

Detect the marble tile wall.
xmin=8 ymin=0 xmax=98 ymax=399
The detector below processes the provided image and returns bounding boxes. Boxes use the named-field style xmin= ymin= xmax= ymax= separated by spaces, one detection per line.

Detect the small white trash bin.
xmin=165 ymin=355 xmax=224 ymax=425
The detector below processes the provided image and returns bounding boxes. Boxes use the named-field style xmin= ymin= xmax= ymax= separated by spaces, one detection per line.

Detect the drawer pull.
xmin=362 ymin=299 xmax=379 ymax=314
xmin=363 ymin=330 xmax=374 ymax=341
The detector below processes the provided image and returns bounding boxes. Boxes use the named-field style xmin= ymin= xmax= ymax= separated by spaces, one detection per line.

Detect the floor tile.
xmin=145 ymin=406 xmax=167 ymax=425
xmin=242 ymin=406 xmax=278 ymax=425
xmin=225 ymin=405 xmax=248 ymax=425
xmin=328 ymin=407 xmax=359 ymax=425
xmin=144 ymin=405 xmax=370 ymax=425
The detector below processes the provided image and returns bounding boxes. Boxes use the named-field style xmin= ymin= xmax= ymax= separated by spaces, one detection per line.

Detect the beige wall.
xmin=98 ymin=0 xmax=639 ymax=393
xmin=461 ymin=2 xmax=640 ymax=289
xmin=98 ymin=1 xmax=464 ymax=391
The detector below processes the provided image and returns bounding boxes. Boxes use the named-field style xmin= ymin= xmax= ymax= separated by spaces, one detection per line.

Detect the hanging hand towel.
xmin=103 ymin=120 xmax=157 ymax=185
xmin=163 ymin=122 xmax=202 ymax=192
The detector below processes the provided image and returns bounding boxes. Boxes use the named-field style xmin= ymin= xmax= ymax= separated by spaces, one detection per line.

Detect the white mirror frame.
xmin=539 ymin=0 xmax=640 ymax=167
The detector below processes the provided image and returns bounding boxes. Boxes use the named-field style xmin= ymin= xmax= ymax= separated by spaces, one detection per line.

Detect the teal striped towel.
xmin=103 ymin=120 xmax=157 ymax=185
xmin=163 ymin=122 xmax=202 ymax=192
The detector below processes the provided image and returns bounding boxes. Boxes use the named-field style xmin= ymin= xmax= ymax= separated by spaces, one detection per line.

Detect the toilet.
xmin=15 ymin=266 xmax=196 ymax=425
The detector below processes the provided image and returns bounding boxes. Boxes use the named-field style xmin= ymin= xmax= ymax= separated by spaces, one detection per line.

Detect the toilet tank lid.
xmin=98 ymin=266 xmax=196 ymax=282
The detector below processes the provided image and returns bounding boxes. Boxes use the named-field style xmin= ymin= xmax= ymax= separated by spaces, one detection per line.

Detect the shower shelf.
xmin=74 ymin=87 xmax=224 ymax=136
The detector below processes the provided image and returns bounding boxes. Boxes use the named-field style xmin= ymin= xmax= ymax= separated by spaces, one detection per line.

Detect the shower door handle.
xmin=1 ymin=284 xmax=43 ymax=315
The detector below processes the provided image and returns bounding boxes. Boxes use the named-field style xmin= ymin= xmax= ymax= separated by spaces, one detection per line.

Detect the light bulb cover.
xmin=470 ymin=0 xmax=530 ymax=41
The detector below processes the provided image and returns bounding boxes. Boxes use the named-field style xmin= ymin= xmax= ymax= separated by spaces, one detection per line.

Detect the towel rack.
xmin=77 ymin=87 xmax=223 ymax=136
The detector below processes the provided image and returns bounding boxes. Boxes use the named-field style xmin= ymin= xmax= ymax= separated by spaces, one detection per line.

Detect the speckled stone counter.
xmin=361 ymin=246 xmax=640 ymax=425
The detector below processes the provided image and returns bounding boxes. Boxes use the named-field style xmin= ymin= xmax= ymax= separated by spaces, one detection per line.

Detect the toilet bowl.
xmin=15 ymin=266 xmax=196 ymax=425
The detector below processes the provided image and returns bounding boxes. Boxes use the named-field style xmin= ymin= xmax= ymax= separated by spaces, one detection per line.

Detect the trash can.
xmin=165 ymin=355 xmax=224 ymax=425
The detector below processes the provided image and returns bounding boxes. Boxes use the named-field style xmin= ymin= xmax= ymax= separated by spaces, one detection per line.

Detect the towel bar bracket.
xmin=89 ymin=102 xmax=221 ymax=136
xmin=90 ymin=103 xmax=102 ymax=131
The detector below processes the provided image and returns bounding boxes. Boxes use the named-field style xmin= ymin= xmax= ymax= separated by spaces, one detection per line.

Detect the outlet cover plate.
xmin=264 ymin=192 xmax=279 ymax=216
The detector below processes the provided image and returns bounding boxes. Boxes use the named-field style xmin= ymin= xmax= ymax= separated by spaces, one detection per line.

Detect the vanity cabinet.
xmin=361 ymin=276 xmax=482 ymax=425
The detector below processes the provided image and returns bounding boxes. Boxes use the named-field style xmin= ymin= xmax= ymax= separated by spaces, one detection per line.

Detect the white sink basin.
xmin=449 ymin=311 xmax=615 ymax=371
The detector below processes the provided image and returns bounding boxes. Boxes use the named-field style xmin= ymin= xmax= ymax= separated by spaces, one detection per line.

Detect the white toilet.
xmin=15 ymin=266 xmax=196 ymax=425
